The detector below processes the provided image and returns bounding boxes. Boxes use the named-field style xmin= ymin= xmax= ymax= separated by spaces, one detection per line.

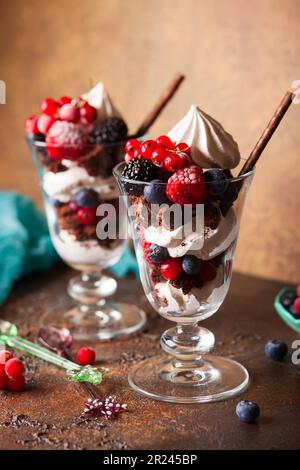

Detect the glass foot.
xmin=41 ymin=302 xmax=147 ymax=341
xmin=128 ymin=354 xmax=249 ymax=403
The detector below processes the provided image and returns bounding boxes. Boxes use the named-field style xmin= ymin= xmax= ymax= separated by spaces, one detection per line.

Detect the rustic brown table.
xmin=0 ymin=265 xmax=299 ymax=450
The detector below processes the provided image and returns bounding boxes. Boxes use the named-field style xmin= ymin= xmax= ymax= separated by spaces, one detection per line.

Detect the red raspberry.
xmin=198 ymin=262 xmax=217 ymax=283
xmin=5 ymin=358 xmax=24 ymax=379
xmin=76 ymin=207 xmax=96 ymax=225
xmin=141 ymin=140 xmax=157 ymax=159
xmin=161 ymin=257 xmax=183 ymax=280
xmin=293 ymin=297 xmax=300 ymax=316
xmin=0 ymin=350 xmax=13 ymax=364
xmin=80 ymin=102 xmax=97 ymax=124
xmin=166 ymin=166 xmax=206 ymax=204
xmin=140 ymin=230 xmax=153 ymax=264
xmin=46 ymin=121 xmax=87 ymax=160
xmin=40 ymin=97 xmax=59 ymax=116
xmin=6 ymin=374 xmax=25 ymax=392
xmin=125 ymin=139 xmax=140 ymax=158
xmin=156 ymin=135 xmax=175 ymax=150
xmin=25 ymin=115 xmax=39 ymax=134
xmin=59 ymin=103 xmax=80 ymax=123
xmin=37 ymin=114 xmax=56 ymax=134
xmin=77 ymin=347 xmax=96 ymax=366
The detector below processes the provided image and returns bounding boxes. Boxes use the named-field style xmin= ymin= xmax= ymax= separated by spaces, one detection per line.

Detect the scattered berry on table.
xmin=204 ymin=169 xmax=229 ymax=196
xmin=161 ymin=257 xmax=183 ymax=281
xmin=59 ymin=103 xmax=80 ymax=123
xmin=0 ymin=370 xmax=6 ymax=390
xmin=265 ymin=339 xmax=288 ymax=361
xmin=0 ymin=350 xmax=13 ymax=364
xmin=76 ymin=207 xmax=97 ymax=225
xmin=149 ymin=244 xmax=169 ymax=264
xmin=4 ymin=358 xmax=25 ymax=380
xmin=141 ymin=140 xmax=157 ymax=159
xmin=143 ymin=179 xmax=169 ymax=204
xmin=37 ymin=114 xmax=56 ymax=134
xmin=90 ymin=117 xmax=128 ymax=144
xmin=166 ymin=166 xmax=206 ymax=205
xmin=40 ymin=97 xmax=59 ymax=117
xmin=84 ymin=395 xmax=127 ymax=419
xmin=292 ymin=297 xmax=300 ymax=316
xmin=236 ymin=400 xmax=260 ymax=423
xmin=74 ymin=188 xmax=100 ymax=208
xmin=182 ymin=255 xmax=203 ymax=275
xmin=5 ymin=374 xmax=25 ymax=392
xmin=77 ymin=347 xmax=96 ymax=366
xmin=156 ymin=135 xmax=175 ymax=150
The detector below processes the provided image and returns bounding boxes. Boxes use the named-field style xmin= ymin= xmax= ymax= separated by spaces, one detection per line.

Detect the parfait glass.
xmin=28 ymin=138 xmax=146 ymax=341
xmin=114 ymin=161 xmax=254 ymax=403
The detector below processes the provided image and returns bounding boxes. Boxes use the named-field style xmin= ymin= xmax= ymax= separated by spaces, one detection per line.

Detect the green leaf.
xmin=67 ymin=365 xmax=104 ymax=385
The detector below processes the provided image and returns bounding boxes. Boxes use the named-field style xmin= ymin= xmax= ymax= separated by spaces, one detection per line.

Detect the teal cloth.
xmin=0 ymin=192 xmax=59 ymax=304
xmin=0 ymin=192 xmax=138 ymax=305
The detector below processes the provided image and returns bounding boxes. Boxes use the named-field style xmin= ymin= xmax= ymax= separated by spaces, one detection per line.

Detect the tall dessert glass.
xmin=28 ymin=139 xmax=146 ymax=341
xmin=114 ymin=160 xmax=254 ymax=403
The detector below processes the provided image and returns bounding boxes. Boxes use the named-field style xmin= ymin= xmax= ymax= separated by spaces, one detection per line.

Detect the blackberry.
xmin=122 ymin=158 xmax=158 ymax=195
xmin=90 ymin=117 xmax=128 ymax=144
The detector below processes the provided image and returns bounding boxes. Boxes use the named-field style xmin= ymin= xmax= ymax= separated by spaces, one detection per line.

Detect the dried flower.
xmin=84 ymin=396 xmax=128 ymax=419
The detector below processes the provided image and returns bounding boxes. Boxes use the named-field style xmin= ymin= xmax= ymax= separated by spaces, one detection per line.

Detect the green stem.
xmin=2 ymin=335 xmax=80 ymax=371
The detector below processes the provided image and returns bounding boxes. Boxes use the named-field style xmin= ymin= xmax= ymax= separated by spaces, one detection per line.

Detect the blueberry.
xmin=182 ymin=255 xmax=203 ymax=275
xmin=281 ymin=291 xmax=296 ymax=309
xmin=265 ymin=339 xmax=288 ymax=361
xmin=219 ymin=183 xmax=239 ymax=204
xmin=236 ymin=400 xmax=260 ymax=423
xmin=51 ymin=199 xmax=64 ymax=208
xmin=149 ymin=244 xmax=169 ymax=263
xmin=143 ymin=179 xmax=168 ymax=204
xmin=74 ymin=188 xmax=100 ymax=208
xmin=204 ymin=169 xmax=228 ymax=196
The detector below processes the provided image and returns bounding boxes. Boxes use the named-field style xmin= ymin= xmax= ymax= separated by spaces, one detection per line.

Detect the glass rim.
xmin=113 ymin=160 xmax=255 ymax=185
xmin=26 ymin=135 xmax=132 ymax=150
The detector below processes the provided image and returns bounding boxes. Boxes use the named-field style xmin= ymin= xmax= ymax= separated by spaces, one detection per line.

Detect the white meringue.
xmin=168 ymin=104 xmax=240 ymax=169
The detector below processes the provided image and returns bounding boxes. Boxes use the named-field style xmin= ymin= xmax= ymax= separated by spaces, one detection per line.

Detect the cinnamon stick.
xmin=239 ymin=90 xmax=295 ymax=176
xmin=134 ymin=74 xmax=185 ymax=137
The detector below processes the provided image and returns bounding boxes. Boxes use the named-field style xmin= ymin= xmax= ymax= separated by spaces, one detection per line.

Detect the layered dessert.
xmin=25 ymin=83 xmax=128 ymax=270
xmin=120 ymin=104 xmax=242 ymax=319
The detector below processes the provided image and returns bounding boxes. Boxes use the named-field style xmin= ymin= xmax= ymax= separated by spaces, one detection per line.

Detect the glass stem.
xmin=160 ymin=322 xmax=215 ymax=368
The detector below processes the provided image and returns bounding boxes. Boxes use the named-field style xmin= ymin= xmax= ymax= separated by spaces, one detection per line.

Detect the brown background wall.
xmin=0 ymin=0 xmax=299 ymax=283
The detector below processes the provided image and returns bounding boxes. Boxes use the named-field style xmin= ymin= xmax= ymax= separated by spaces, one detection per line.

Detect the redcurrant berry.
xmin=5 ymin=358 xmax=25 ymax=380
xmin=6 ymin=374 xmax=25 ymax=392
xmin=164 ymin=153 xmax=186 ymax=172
xmin=76 ymin=207 xmax=96 ymax=225
xmin=161 ymin=258 xmax=183 ymax=281
xmin=77 ymin=347 xmax=96 ymax=366
xmin=151 ymin=147 xmax=167 ymax=167
xmin=25 ymin=115 xmax=39 ymax=134
xmin=37 ymin=114 xmax=56 ymax=134
xmin=156 ymin=135 xmax=175 ymax=150
xmin=40 ymin=97 xmax=59 ymax=117
xmin=141 ymin=140 xmax=157 ymax=159
xmin=176 ymin=142 xmax=191 ymax=155
xmin=80 ymin=103 xmax=97 ymax=124
xmin=0 ymin=350 xmax=13 ymax=364
xmin=59 ymin=96 xmax=72 ymax=106
xmin=125 ymin=139 xmax=140 ymax=157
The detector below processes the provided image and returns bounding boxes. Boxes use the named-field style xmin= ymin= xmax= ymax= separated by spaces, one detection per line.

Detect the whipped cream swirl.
xmin=81 ymin=82 xmax=122 ymax=123
xmin=168 ymin=104 xmax=240 ymax=169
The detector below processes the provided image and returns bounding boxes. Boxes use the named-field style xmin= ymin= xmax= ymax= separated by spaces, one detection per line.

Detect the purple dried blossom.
xmin=84 ymin=395 xmax=128 ymax=419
